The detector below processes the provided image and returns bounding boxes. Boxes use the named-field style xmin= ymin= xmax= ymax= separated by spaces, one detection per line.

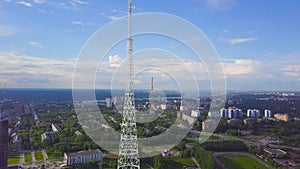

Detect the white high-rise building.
xmin=264 ymin=109 xmax=272 ymax=118
xmin=220 ymin=108 xmax=228 ymax=118
xmin=220 ymin=107 xmax=242 ymax=119
xmin=247 ymin=109 xmax=260 ymax=118
xmin=105 ymin=97 xmax=112 ymax=108
xmin=228 ymin=107 xmax=243 ymax=119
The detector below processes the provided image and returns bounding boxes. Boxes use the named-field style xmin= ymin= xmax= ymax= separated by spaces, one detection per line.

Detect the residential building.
xmin=247 ymin=109 xmax=260 ymax=118
xmin=263 ymin=148 xmax=287 ymax=158
xmin=264 ymin=109 xmax=272 ymax=118
xmin=105 ymin=97 xmax=112 ymax=108
xmin=51 ymin=123 xmax=61 ymax=132
xmin=191 ymin=110 xmax=201 ymax=118
xmin=274 ymin=113 xmax=289 ymax=122
xmin=228 ymin=107 xmax=243 ymax=119
xmin=64 ymin=149 xmax=102 ymax=166
xmin=220 ymin=107 xmax=243 ymax=119
xmin=243 ymin=118 xmax=256 ymax=125
xmin=220 ymin=108 xmax=228 ymax=118
xmin=0 ymin=118 xmax=8 ymax=169
xmin=41 ymin=131 xmax=57 ymax=141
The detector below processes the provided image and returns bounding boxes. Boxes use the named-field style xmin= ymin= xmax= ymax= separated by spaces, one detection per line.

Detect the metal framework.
xmin=117 ymin=0 xmax=140 ymax=168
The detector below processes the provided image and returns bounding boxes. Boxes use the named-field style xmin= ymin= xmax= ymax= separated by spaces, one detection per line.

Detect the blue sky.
xmin=0 ymin=0 xmax=299 ymax=91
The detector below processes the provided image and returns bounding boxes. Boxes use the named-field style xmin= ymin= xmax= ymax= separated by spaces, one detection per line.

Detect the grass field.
xmin=24 ymin=153 xmax=32 ymax=163
xmin=165 ymin=157 xmax=196 ymax=166
xmin=35 ymin=151 xmax=44 ymax=161
xmin=218 ymin=156 xmax=267 ymax=169
xmin=8 ymin=155 xmax=20 ymax=165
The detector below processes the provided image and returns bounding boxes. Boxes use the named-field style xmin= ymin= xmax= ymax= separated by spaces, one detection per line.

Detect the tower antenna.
xmin=117 ymin=0 xmax=140 ymax=168
xmin=151 ymin=77 xmax=154 ymax=92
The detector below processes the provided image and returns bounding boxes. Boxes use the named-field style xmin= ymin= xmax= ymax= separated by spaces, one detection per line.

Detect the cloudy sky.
xmin=0 ymin=0 xmax=299 ymax=91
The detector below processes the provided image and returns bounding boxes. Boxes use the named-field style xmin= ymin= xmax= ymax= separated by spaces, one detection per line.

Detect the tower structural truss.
xmin=117 ymin=0 xmax=140 ymax=168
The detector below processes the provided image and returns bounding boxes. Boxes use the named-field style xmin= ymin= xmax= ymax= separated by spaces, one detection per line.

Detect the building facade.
xmin=264 ymin=109 xmax=272 ymax=118
xmin=0 ymin=118 xmax=8 ymax=169
xmin=64 ymin=149 xmax=102 ymax=166
xmin=247 ymin=109 xmax=260 ymax=118
xmin=191 ymin=110 xmax=201 ymax=118
xmin=274 ymin=113 xmax=289 ymax=122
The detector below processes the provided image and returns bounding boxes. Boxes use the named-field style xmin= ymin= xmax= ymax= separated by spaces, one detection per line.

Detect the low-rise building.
xmin=264 ymin=148 xmax=287 ymax=158
xmin=191 ymin=110 xmax=201 ymax=118
xmin=64 ymin=149 xmax=102 ymax=166
xmin=51 ymin=123 xmax=62 ymax=132
xmin=243 ymin=118 xmax=256 ymax=125
xmin=41 ymin=131 xmax=57 ymax=141
xmin=274 ymin=113 xmax=289 ymax=122
xmin=202 ymin=119 xmax=217 ymax=132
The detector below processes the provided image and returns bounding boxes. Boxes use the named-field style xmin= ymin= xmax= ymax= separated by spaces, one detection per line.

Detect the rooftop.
xmin=66 ymin=149 xmax=102 ymax=157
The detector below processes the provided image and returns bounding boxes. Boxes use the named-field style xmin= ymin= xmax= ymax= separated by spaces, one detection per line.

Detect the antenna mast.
xmin=128 ymin=0 xmax=133 ymax=90
xmin=117 ymin=0 xmax=140 ymax=168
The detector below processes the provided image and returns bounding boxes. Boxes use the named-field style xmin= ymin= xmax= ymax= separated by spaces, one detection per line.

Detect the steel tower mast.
xmin=117 ymin=0 xmax=140 ymax=168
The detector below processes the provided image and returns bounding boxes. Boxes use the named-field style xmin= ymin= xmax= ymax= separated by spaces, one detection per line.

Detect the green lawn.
xmin=8 ymin=155 xmax=20 ymax=165
xmin=165 ymin=157 xmax=196 ymax=166
xmin=35 ymin=151 xmax=44 ymax=161
xmin=185 ymin=137 xmax=198 ymax=143
xmin=218 ymin=156 xmax=267 ymax=169
xmin=24 ymin=153 xmax=32 ymax=163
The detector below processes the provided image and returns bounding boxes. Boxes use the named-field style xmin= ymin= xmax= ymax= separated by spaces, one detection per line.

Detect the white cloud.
xmin=108 ymin=55 xmax=121 ymax=68
xmin=229 ymin=37 xmax=257 ymax=45
xmin=71 ymin=21 xmax=84 ymax=25
xmin=203 ymin=0 xmax=237 ymax=11
xmin=33 ymin=0 xmax=46 ymax=4
xmin=0 ymin=26 xmax=13 ymax=36
xmin=100 ymin=12 xmax=121 ymax=21
xmin=282 ymin=65 xmax=300 ymax=79
xmin=29 ymin=41 xmax=44 ymax=48
xmin=0 ymin=51 xmax=75 ymax=88
xmin=72 ymin=0 xmax=89 ymax=5
xmin=222 ymin=59 xmax=260 ymax=76
xmin=0 ymin=50 xmax=297 ymax=90
xmin=109 ymin=16 xmax=119 ymax=20
xmin=36 ymin=8 xmax=45 ymax=13
xmin=16 ymin=1 xmax=32 ymax=7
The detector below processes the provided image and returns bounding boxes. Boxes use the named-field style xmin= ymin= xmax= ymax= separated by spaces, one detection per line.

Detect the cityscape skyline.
xmin=0 ymin=0 xmax=299 ymax=91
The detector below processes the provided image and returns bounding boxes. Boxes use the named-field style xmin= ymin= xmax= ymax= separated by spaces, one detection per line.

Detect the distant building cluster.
xmin=219 ymin=108 xmax=285 ymax=121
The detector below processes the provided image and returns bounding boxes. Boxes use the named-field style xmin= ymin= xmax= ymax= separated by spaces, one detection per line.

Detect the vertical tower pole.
xmin=117 ymin=0 xmax=140 ymax=168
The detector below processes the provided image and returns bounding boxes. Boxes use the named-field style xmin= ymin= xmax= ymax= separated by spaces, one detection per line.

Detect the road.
xmin=213 ymin=133 xmax=300 ymax=151
xmin=191 ymin=157 xmax=201 ymax=169
xmin=20 ymin=153 xmax=25 ymax=165
xmin=213 ymin=152 xmax=273 ymax=169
